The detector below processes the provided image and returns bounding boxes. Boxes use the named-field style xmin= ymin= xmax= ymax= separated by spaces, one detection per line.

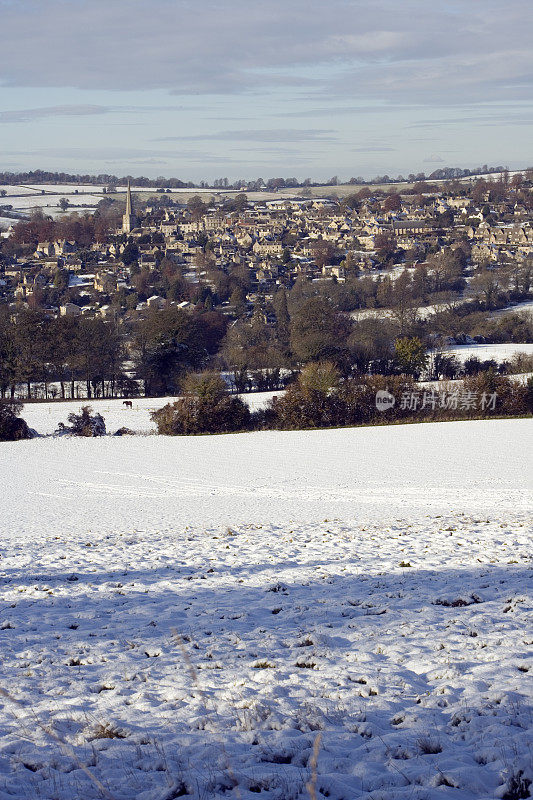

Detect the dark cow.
xmin=123 ymin=400 xmax=133 ymax=409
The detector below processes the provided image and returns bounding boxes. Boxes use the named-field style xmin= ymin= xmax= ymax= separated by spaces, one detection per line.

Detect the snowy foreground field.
xmin=0 ymin=420 xmax=532 ymax=800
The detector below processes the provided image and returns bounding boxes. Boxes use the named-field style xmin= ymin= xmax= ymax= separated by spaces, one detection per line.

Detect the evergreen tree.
xmin=394 ymin=336 xmax=428 ymax=378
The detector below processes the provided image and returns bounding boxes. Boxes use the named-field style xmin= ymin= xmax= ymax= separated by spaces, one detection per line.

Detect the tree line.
xmin=0 ymin=306 xmax=229 ymax=399
xmin=152 ymin=365 xmax=533 ymax=436
xmin=0 ymin=309 xmax=124 ymax=399
xmin=1 ymin=164 xmax=526 ymax=192
xmin=4 ymin=360 xmax=530 ymax=442
xmin=2 ymin=290 xmax=532 ymax=401
xmin=0 ymin=170 xmax=195 ymax=189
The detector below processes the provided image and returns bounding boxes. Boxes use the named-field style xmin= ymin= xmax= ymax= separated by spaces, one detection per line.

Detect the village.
xmin=0 ymin=171 xmax=532 ymax=322
xmin=0 ymin=171 xmax=532 ymax=404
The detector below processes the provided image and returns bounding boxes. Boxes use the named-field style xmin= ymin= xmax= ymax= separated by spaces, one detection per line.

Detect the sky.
xmin=0 ymin=0 xmax=531 ymax=182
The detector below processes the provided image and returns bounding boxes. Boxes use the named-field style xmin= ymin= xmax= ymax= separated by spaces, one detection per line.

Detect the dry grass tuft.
xmin=87 ymin=721 xmax=128 ymax=740
xmin=305 ymin=733 xmax=322 ymax=800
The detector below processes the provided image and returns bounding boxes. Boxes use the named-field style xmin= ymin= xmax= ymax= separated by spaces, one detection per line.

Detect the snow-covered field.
xmin=21 ymin=184 xmax=107 ymax=194
xmin=444 ymin=343 xmax=533 ymax=363
xmin=0 ymin=419 xmax=531 ymax=800
xmin=0 ymin=184 xmax=105 ymax=218
xmin=0 ymin=181 xmax=249 ymax=219
xmin=351 ymin=303 xmax=460 ymax=323
xmin=22 ymin=393 xmax=277 ymax=436
xmin=0 ymin=193 xmax=103 ymax=211
xmin=491 ymin=301 xmax=533 ymax=319
xmin=0 ymin=185 xmax=39 ymax=197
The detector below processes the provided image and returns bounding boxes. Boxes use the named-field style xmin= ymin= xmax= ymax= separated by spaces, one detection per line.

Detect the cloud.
xmin=0 ymin=105 xmax=113 ymax=123
xmin=341 ymin=49 xmax=533 ymax=106
xmin=423 ymin=154 xmax=445 ymax=163
xmin=352 ymin=146 xmax=396 ymax=153
xmin=0 ymin=0 xmax=530 ymax=109
xmin=283 ymin=105 xmax=422 ymax=118
xmin=156 ymin=129 xmax=337 ymax=143
xmin=6 ymin=146 xmax=243 ymax=164
xmin=0 ymin=103 xmax=201 ymax=124
xmin=409 ymin=108 xmax=533 ymax=128
xmin=326 ymin=31 xmax=409 ymax=53
xmin=0 ymin=0 xmax=531 ymax=178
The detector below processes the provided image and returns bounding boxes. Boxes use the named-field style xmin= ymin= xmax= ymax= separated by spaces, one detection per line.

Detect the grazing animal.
xmin=123 ymin=400 xmax=133 ymax=409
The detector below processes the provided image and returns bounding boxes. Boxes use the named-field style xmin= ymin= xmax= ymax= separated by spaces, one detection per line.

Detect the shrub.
xmin=270 ymin=384 xmax=341 ymax=430
xmin=339 ymin=374 xmax=416 ymax=425
xmin=151 ymin=372 xmax=251 ymax=435
xmin=269 ymin=367 xmax=419 ymax=430
xmin=463 ymin=356 xmax=483 ymax=376
xmin=113 ymin=427 xmax=135 ymax=436
xmin=268 ymin=363 xmax=531 ymax=431
xmin=250 ymin=405 xmax=278 ymax=431
xmin=508 ymin=352 xmax=533 ymax=375
xmin=432 ymin=352 xmax=460 ymax=380
xmin=269 ymin=362 xmax=342 ymax=429
xmin=463 ymin=372 xmax=529 ymax=416
xmin=57 ymin=405 xmax=106 ymax=437
xmin=0 ymin=400 xmax=32 ymax=441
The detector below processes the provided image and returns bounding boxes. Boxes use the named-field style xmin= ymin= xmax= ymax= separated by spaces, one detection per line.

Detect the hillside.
xmin=0 ymin=420 xmax=531 ymax=800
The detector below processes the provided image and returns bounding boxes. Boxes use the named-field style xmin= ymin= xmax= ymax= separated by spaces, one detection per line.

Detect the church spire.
xmin=122 ymin=180 xmax=137 ymax=233
xmin=125 ymin=180 xmax=132 ymax=217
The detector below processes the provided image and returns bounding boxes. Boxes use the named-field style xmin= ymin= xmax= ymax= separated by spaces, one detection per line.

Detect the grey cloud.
xmin=0 ymin=103 xmax=202 ymax=124
xmin=123 ymin=158 xmax=171 ymax=166
xmin=1 ymin=0 xmax=531 ymax=179
xmin=228 ymin=147 xmax=323 ymax=157
xmin=156 ymin=129 xmax=337 ymax=143
xmin=283 ymin=105 xmax=423 ymax=118
xmin=0 ymin=0 xmax=530 ymax=109
xmin=283 ymin=100 xmax=533 ymax=119
xmin=409 ymin=110 xmax=533 ymax=128
xmin=352 ymin=146 xmax=396 ymax=153
xmin=204 ymin=117 xmax=256 ymax=122
xmin=333 ymin=50 xmax=533 ymax=106
xmin=6 ymin=146 xmax=243 ymax=164
xmin=0 ymin=105 xmax=113 ymax=123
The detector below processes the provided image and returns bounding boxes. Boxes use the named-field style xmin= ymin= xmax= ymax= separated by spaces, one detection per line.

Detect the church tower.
xmin=122 ymin=181 xmax=137 ymax=233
